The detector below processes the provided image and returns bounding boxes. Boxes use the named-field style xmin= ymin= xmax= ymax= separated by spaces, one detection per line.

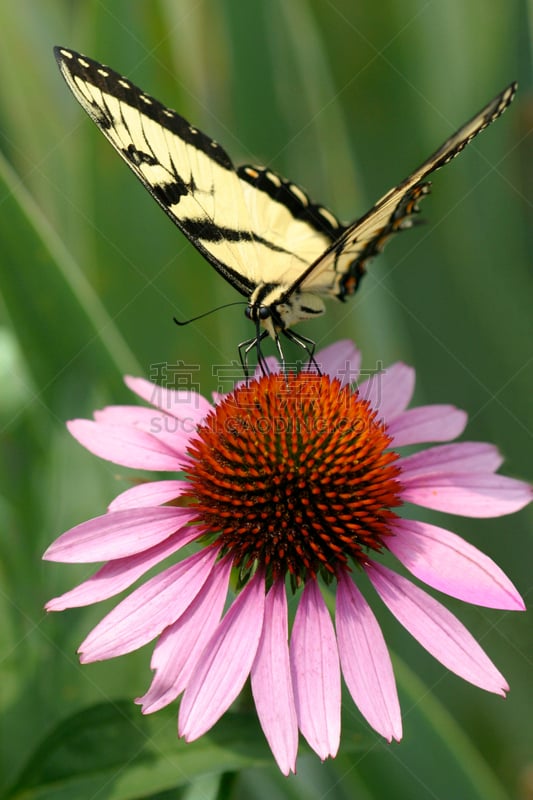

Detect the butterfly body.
xmin=54 ymin=47 xmax=516 ymax=369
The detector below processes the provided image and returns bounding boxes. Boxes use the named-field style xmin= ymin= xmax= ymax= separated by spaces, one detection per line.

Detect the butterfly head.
xmin=245 ymin=296 xmax=280 ymax=341
xmin=246 ymin=284 xmax=326 ymax=339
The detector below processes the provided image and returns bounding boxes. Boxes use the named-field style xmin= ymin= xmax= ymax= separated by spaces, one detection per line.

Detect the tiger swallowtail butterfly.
xmin=55 ymin=47 xmax=516 ymax=372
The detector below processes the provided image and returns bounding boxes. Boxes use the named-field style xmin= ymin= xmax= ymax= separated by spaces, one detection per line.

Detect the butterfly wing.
xmin=55 ymin=46 xmax=265 ymax=297
xmin=288 ymin=81 xmax=517 ymax=301
xmin=235 ymin=164 xmax=344 ymax=281
xmin=54 ymin=47 xmax=341 ymax=297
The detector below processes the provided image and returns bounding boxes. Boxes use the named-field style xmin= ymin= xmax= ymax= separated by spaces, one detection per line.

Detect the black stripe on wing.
xmin=180 ymin=218 xmax=300 ymax=255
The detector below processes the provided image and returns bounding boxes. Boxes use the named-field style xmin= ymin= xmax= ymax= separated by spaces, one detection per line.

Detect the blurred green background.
xmin=0 ymin=1 xmax=531 ymax=798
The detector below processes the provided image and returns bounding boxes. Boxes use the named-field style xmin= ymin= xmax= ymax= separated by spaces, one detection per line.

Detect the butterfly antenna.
xmin=174 ymin=301 xmax=247 ymax=326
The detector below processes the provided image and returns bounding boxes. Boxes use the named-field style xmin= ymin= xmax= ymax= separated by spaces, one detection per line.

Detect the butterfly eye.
xmin=245 ymin=305 xmax=271 ymax=321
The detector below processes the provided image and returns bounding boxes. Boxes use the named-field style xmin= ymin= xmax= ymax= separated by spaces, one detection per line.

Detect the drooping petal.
xmin=43 ymin=507 xmax=197 ymax=563
xmin=251 ymin=579 xmax=298 ymax=776
xmin=398 ymin=442 xmax=503 ymax=478
xmin=290 ymin=580 xmax=341 ymax=760
xmin=401 ymin=472 xmax=532 ymax=517
xmin=125 ymin=375 xmax=212 ymax=424
xmin=179 ymin=570 xmax=266 ymax=741
xmin=358 ymin=362 xmax=415 ymax=420
xmin=336 ymin=572 xmax=402 ymax=742
xmin=67 ymin=419 xmax=185 ymax=470
xmin=388 ymin=405 xmax=467 ymax=446
xmin=46 ymin=526 xmax=200 ymax=610
xmin=138 ymin=556 xmax=232 ymax=713
xmin=367 ymin=562 xmax=509 ymax=695
xmin=79 ymin=547 xmax=219 ymax=662
xmin=108 ymin=480 xmax=192 ymax=511
xmin=387 ymin=518 xmax=525 ymax=610
xmin=315 ymin=340 xmax=361 ymax=387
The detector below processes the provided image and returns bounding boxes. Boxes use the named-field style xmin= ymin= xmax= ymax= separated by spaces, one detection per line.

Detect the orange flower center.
xmin=185 ymin=373 xmax=402 ymax=583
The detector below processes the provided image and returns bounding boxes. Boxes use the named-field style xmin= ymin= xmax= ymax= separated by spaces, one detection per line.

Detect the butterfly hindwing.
xmin=236 ymin=164 xmax=343 ymax=282
xmin=292 ymin=81 xmax=516 ymax=301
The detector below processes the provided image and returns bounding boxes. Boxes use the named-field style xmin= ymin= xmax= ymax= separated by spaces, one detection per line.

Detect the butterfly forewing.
xmin=55 ymin=47 xmax=262 ymax=295
xmin=55 ymin=47 xmax=340 ymax=295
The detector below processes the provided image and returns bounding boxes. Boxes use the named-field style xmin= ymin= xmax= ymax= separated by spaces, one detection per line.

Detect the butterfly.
xmin=55 ymin=46 xmax=516 ymax=372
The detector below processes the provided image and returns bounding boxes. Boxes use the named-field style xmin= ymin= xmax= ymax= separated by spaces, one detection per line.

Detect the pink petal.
xmin=367 ymin=562 xmax=509 ymax=695
xmin=315 ymin=340 xmax=361 ymax=387
xmin=43 ymin=507 xmax=197 ymax=562
xmin=290 ymin=580 xmax=341 ymax=760
xmin=388 ymin=406 xmax=467 ymax=446
xmin=336 ymin=572 xmax=402 ymax=741
xmin=46 ymin=526 xmax=200 ymax=610
xmin=79 ymin=547 xmax=219 ymax=662
xmin=94 ymin=405 xmax=193 ymax=450
xmin=387 ymin=519 xmax=525 ymax=610
xmin=125 ymin=375 xmax=212 ymax=425
xmin=67 ymin=419 xmax=185 ymax=470
xmin=179 ymin=571 xmax=266 ymax=740
xmin=399 ymin=442 xmax=503 ymax=478
xmin=401 ymin=472 xmax=532 ymax=517
xmin=108 ymin=480 xmax=191 ymax=511
xmin=251 ymin=579 xmax=298 ymax=776
xmin=358 ymin=362 xmax=415 ymax=420
xmin=137 ymin=557 xmax=232 ymax=713
xmin=94 ymin=404 xmax=171 ymax=426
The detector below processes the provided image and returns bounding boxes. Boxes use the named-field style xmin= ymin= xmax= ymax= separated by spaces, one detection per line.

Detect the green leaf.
xmin=5 ymin=703 xmax=271 ymax=800
xmin=5 ymin=695 xmax=373 ymax=800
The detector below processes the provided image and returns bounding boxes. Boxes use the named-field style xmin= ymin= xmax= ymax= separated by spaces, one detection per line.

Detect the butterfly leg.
xmin=254 ymin=327 xmax=272 ymax=376
xmin=282 ymin=329 xmax=321 ymax=375
xmin=273 ymin=332 xmax=288 ymax=375
xmin=238 ymin=328 xmax=270 ymax=378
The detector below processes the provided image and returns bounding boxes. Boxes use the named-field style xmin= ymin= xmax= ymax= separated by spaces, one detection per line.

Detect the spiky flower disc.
xmin=186 ymin=373 xmax=401 ymax=583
